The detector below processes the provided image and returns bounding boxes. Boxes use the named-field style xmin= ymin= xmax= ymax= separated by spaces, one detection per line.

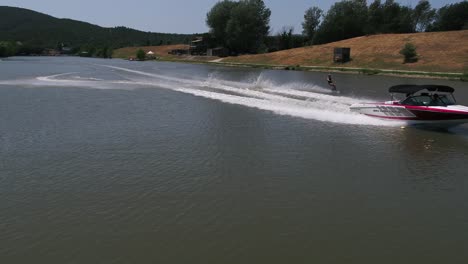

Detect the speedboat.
xmin=350 ymin=84 xmax=468 ymax=127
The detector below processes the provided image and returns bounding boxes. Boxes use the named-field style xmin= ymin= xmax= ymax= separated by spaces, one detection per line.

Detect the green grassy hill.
xmin=0 ymin=6 xmax=192 ymax=53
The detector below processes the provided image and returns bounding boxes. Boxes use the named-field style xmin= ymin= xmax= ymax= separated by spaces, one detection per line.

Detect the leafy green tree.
xmin=314 ymin=0 xmax=368 ymax=44
xmin=365 ymin=0 xmax=384 ymax=34
xmin=380 ymin=0 xmax=401 ymax=32
xmin=413 ymin=0 xmax=436 ymax=32
xmin=95 ymin=46 xmax=113 ymax=58
xmin=265 ymin=33 xmax=306 ymax=52
xmin=136 ymin=49 xmax=145 ymax=60
xmin=17 ymin=44 xmax=43 ymax=55
xmin=364 ymin=0 xmax=414 ymax=34
xmin=428 ymin=1 xmax=468 ymax=31
xmin=206 ymin=0 xmax=271 ymax=54
xmin=0 ymin=41 xmax=18 ymax=57
xmin=206 ymin=0 xmax=238 ymax=46
xmin=399 ymin=42 xmax=418 ymax=63
xmin=106 ymin=47 xmax=113 ymax=58
xmin=228 ymin=0 xmax=271 ymax=53
xmin=397 ymin=6 xmax=415 ymax=33
xmin=376 ymin=0 xmax=413 ymax=33
xmin=0 ymin=44 xmax=7 ymax=57
xmin=302 ymin=6 xmax=323 ymax=43
xmin=278 ymin=26 xmax=294 ymax=50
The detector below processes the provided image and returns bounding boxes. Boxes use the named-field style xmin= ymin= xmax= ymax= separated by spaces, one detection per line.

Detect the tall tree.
xmin=136 ymin=49 xmax=145 ymax=61
xmin=397 ymin=6 xmax=415 ymax=33
xmin=314 ymin=0 xmax=368 ymax=44
xmin=206 ymin=0 xmax=238 ymax=46
xmin=278 ymin=26 xmax=294 ymax=50
xmin=0 ymin=41 xmax=18 ymax=57
xmin=207 ymin=0 xmax=271 ymax=53
xmin=365 ymin=0 xmax=384 ymax=34
xmin=413 ymin=0 xmax=436 ymax=32
xmin=302 ymin=6 xmax=323 ymax=43
xmin=368 ymin=0 xmax=414 ymax=33
xmin=428 ymin=1 xmax=468 ymax=31
xmin=380 ymin=0 xmax=403 ymax=32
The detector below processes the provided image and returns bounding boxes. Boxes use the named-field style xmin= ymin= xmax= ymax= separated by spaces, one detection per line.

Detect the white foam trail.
xmin=253 ymin=72 xmax=333 ymax=94
xmin=98 ymin=65 xmax=404 ymax=126
xmin=205 ymin=72 xmax=332 ymax=94
xmin=0 ymin=73 xmax=76 ymax=86
xmin=101 ymin=65 xmax=191 ymax=84
xmin=175 ymin=87 xmax=400 ymax=126
xmin=2 ymin=65 xmax=403 ymax=127
xmin=263 ymin=88 xmax=356 ymax=104
xmin=104 ymin=65 xmax=341 ymax=107
xmin=36 ymin=72 xmax=77 ymax=82
xmin=71 ymin=76 xmax=103 ymax=81
xmin=101 ymin=66 xmax=394 ymax=124
xmin=35 ymin=72 xmax=112 ymax=88
xmin=30 ymin=72 xmax=140 ymax=90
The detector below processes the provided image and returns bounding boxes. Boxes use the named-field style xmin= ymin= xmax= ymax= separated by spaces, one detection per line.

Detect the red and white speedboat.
xmin=350 ymin=85 xmax=468 ymax=127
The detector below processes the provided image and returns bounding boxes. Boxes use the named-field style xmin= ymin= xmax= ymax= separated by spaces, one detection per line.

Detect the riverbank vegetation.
xmin=0 ymin=41 xmax=18 ymax=57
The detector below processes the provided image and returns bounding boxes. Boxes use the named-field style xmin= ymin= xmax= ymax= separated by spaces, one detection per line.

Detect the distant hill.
xmin=223 ymin=30 xmax=468 ymax=73
xmin=0 ymin=6 xmax=192 ymax=54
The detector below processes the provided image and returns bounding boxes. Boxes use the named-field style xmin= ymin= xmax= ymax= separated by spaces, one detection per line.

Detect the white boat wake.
xmin=1 ymin=64 xmax=404 ymax=126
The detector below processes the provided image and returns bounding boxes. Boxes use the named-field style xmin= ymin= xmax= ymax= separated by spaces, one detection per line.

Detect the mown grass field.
xmin=114 ymin=30 xmax=468 ymax=75
xmin=224 ymin=30 xmax=468 ymax=73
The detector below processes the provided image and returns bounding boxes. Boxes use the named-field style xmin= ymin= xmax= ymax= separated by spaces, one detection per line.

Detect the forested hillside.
xmin=0 ymin=6 xmax=192 ymax=56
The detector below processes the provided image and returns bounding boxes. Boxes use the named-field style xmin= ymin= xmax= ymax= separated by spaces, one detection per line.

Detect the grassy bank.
xmin=113 ymin=30 xmax=468 ymax=80
xmin=206 ymin=61 xmax=464 ymax=80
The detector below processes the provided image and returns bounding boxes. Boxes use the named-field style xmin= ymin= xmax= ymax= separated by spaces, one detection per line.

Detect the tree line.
xmin=206 ymin=0 xmax=468 ymax=54
xmin=0 ymin=41 xmax=18 ymax=57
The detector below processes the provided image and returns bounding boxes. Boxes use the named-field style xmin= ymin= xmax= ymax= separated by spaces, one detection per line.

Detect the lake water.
xmin=1 ymin=57 xmax=467 ymax=263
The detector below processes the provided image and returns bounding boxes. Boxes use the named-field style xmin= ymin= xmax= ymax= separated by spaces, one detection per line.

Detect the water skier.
xmin=327 ymin=74 xmax=337 ymax=92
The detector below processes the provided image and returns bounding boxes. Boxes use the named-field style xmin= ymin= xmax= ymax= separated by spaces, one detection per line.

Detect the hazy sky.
xmin=2 ymin=0 xmax=462 ymax=34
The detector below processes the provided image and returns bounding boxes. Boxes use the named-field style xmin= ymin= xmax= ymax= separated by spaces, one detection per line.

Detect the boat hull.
xmin=350 ymin=103 xmax=468 ymax=127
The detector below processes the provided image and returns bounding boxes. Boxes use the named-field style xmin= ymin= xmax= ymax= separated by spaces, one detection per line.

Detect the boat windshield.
xmin=401 ymin=94 xmax=455 ymax=106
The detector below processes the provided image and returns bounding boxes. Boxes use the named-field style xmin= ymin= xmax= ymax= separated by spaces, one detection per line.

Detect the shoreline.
xmin=147 ymin=56 xmax=468 ymax=81
xmin=113 ymin=30 xmax=468 ymax=81
xmin=3 ymin=55 xmax=466 ymax=81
